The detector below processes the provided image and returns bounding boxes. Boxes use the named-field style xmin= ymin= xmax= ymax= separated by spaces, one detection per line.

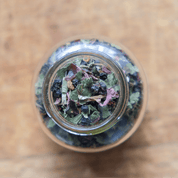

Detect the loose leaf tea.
xmin=34 ymin=38 xmax=145 ymax=150
xmin=50 ymin=58 xmax=120 ymax=126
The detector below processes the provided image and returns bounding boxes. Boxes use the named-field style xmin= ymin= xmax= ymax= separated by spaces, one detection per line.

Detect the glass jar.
xmin=32 ymin=36 xmax=148 ymax=152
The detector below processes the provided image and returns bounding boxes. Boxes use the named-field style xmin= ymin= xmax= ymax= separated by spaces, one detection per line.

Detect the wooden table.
xmin=1 ymin=0 xmax=178 ymax=177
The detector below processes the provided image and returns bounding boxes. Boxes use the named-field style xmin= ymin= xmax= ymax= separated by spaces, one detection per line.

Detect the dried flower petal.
xmin=67 ymin=80 xmax=75 ymax=90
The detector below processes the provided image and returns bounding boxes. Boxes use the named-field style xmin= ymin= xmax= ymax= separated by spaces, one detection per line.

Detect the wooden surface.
xmin=0 ymin=0 xmax=178 ymax=177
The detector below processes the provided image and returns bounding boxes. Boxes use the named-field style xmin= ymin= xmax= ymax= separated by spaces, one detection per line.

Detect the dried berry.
xmin=69 ymin=100 xmax=79 ymax=114
xmin=53 ymin=89 xmax=62 ymax=98
xmin=72 ymin=79 xmax=79 ymax=88
xmin=51 ymin=79 xmax=62 ymax=92
xmin=100 ymin=73 xmax=107 ymax=80
xmin=81 ymin=105 xmax=89 ymax=113
xmin=99 ymin=82 xmax=107 ymax=94
xmin=92 ymin=66 xmax=100 ymax=76
xmin=81 ymin=116 xmax=91 ymax=126
xmin=91 ymin=84 xmax=100 ymax=94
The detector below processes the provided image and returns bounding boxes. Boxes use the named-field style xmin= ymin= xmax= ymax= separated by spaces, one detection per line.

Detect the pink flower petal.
xmin=54 ymin=98 xmax=61 ymax=105
xmin=66 ymin=92 xmax=70 ymax=106
xmin=99 ymin=88 xmax=119 ymax=106
xmin=102 ymin=66 xmax=111 ymax=74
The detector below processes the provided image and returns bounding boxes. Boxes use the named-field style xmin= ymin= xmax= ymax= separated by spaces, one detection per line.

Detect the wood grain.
xmin=0 ymin=0 xmax=178 ymax=177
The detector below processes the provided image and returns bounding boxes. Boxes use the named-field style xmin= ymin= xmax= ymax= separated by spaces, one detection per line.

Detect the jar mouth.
xmin=42 ymin=52 xmax=129 ymax=136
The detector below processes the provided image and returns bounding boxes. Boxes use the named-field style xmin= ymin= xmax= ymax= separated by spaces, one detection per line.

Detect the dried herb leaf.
xmin=127 ymin=102 xmax=132 ymax=109
xmin=81 ymin=87 xmax=91 ymax=97
xmin=130 ymin=92 xmax=140 ymax=104
xmin=127 ymin=92 xmax=140 ymax=109
xmin=88 ymin=105 xmax=97 ymax=112
xmin=66 ymin=114 xmax=82 ymax=124
xmin=126 ymin=63 xmax=139 ymax=75
xmin=47 ymin=119 xmax=55 ymax=128
xmin=81 ymin=77 xmax=93 ymax=88
xmin=56 ymin=63 xmax=71 ymax=79
xmin=106 ymin=73 xmax=118 ymax=88
xmin=75 ymin=71 xmax=83 ymax=81
xmin=90 ymin=111 xmax=100 ymax=120
xmin=75 ymin=58 xmax=83 ymax=66
xmin=101 ymin=106 xmax=111 ymax=119
xmin=70 ymin=89 xmax=78 ymax=102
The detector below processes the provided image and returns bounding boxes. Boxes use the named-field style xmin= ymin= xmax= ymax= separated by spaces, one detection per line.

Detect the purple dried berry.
xmin=81 ymin=105 xmax=89 ymax=113
xmin=100 ymin=73 xmax=107 ymax=80
xmin=72 ymin=79 xmax=79 ymax=88
xmin=91 ymin=84 xmax=100 ymax=94
xmin=81 ymin=116 xmax=91 ymax=126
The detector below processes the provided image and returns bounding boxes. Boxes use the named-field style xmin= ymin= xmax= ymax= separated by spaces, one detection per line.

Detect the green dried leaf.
xmin=56 ymin=63 xmax=71 ymax=79
xmin=130 ymin=92 xmax=140 ymax=104
xmin=74 ymin=57 xmax=83 ymax=66
xmin=75 ymin=71 xmax=83 ymax=81
xmin=126 ymin=63 xmax=139 ymax=75
xmin=81 ymin=87 xmax=91 ymax=97
xmin=88 ymin=105 xmax=97 ymax=112
xmin=114 ymin=85 xmax=120 ymax=92
xmin=106 ymin=73 xmax=117 ymax=88
xmin=35 ymin=88 xmax=42 ymax=95
xmin=47 ymin=119 xmax=55 ymax=128
xmin=90 ymin=111 xmax=100 ymax=120
xmin=66 ymin=114 xmax=82 ymax=125
xmin=81 ymin=77 xmax=93 ymax=87
xmin=101 ymin=106 xmax=111 ymax=119
xmin=70 ymin=89 xmax=78 ymax=102
xmin=79 ymin=100 xmax=87 ymax=105
xmin=127 ymin=102 xmax=132 ymax=109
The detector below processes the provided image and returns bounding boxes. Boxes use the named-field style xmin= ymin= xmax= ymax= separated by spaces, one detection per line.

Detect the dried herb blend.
xmin=50 ymin=57 xmax=120 ymax=126
xmin=34 ymin=38 xmax=146 ymax=151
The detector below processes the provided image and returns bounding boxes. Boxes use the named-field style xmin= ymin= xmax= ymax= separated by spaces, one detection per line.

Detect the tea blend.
xmin=34 ymin=38 xmax=146 ymax=151
xmin=50 ymin=58 xmax=120 ymax=126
